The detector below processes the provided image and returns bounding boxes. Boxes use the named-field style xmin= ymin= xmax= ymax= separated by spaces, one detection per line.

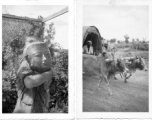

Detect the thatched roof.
xmin=83 ymin=26 xmax=103 ymax=52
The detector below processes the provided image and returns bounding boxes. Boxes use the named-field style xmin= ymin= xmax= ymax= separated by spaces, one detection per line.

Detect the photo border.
xmin=0 ymin=0 xmax=75 ymax=119
xmin=76 ymin=0 xmax=152 ymax=118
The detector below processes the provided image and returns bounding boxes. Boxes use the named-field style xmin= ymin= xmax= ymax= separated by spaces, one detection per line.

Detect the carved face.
xmin=25 ymin=43 xmax=52 ymax=73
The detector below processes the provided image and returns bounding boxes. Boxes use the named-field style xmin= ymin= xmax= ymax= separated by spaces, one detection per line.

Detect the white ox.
xmin=107 ymin=43 xmax=117 ymax=52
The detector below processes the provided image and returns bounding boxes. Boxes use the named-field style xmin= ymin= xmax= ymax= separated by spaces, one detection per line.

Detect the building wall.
xmin=2 ymin=14 xmax=42 ymax=45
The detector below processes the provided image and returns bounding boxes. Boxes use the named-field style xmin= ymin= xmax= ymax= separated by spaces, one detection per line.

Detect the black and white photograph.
xmin=82 ymin=5 xmax=149 ymax=112
xmin=1 ymin=0 xmax=152 ymax=120
xmin=2 ymin=5 xmax=69 ymax=114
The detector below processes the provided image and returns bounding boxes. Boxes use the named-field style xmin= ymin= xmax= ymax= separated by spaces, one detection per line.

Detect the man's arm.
xmin=24 ymin=70 xmax=53 ymax=89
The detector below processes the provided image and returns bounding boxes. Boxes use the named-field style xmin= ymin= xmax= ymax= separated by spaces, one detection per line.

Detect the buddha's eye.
xmin=44 ymin=52 xmax=50 ymax=57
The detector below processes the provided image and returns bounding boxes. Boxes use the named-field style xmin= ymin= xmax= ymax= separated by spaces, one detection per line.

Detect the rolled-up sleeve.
xmin=16 ymin=60 xmax=34 ymax=104
xmin=17 ymin=61 xmax=33 ymax=87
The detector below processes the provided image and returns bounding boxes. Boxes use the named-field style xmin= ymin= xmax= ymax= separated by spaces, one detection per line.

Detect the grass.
xmin=116 ymin=42 xmax=149 ymax=51
xmin=113 ymin=42 xmax=149 ymax=60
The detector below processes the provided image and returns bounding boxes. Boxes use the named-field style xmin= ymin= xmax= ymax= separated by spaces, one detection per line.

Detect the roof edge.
xmin=2 ymin=14 xmax=42 ymax=22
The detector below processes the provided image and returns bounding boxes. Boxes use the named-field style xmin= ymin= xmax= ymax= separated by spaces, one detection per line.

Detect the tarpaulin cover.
xmin=83 ymin=26 xmax=103 ymax=52
xmin=83 ymin=54 xmax=119 ymax=79
xmin=83 ymin=54 xmax=108 ymax=76
xmin=83 ymin=54 xmax=100 ymax=75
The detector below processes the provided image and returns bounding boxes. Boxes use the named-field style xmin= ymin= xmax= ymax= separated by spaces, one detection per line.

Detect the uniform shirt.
xmin=13 ymin=60 xmax=46 ymax=113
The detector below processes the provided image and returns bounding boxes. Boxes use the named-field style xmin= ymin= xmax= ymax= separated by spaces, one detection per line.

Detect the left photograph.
xmin=2 ymin=5 xmax=68 ymax=113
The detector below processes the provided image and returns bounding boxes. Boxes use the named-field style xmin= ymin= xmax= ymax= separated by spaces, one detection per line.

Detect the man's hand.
xmin=24 ymin=68 xmax=54 ymax=89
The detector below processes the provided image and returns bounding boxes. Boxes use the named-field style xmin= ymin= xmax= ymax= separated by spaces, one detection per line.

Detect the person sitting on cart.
xmin=83 ymin=40 xmax=94 ymax=55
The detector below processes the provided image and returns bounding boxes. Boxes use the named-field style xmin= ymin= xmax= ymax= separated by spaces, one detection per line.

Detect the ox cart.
xmin=82 ymin=26 xmax=128 ymax=95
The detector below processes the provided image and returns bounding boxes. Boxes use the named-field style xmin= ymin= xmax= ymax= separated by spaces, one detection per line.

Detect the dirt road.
xmin=83 ymin=70 xmax=149 ymax=112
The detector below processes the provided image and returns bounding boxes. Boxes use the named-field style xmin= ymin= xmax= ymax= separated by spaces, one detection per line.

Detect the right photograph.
xmin=82 ymin=5 xmax=149 ymax=112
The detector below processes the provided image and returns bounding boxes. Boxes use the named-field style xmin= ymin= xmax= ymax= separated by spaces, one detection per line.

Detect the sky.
xmin=2 ymin=5 xmax=68 ymax=49
xmin=83 ymin=5 xmax=149 ymax=42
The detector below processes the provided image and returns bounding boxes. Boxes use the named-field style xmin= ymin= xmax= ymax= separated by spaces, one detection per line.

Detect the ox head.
xmin=135 ymin=57 xmax=148 ymax=71
xmin=127 ymin=56 xmax=148 ymax=71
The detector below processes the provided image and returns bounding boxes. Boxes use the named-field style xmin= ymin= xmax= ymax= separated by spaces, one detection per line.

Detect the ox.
xmin=115 ymin=56 xmax=148 ymax=83
xmin=107 ymin=43 xmax=117 ymax=52
xmin=83 ymin=53 xmax=128 ymax=95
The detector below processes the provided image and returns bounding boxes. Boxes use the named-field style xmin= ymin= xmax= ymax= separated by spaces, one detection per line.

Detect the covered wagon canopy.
xmin=83 ymin=26 xmax=103 ymax=52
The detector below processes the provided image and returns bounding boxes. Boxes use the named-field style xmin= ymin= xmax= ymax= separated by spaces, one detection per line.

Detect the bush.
xmin=132 ymin=43 xmax=149 ymax=51
xmin=2 ymin=38 xmax=23 ymax=113
xmin=116 ymin=42 xmax=132 ymax=49
xmin=116 ymin=42 xmax=149 ymax=51
xmin=49 ymin=50 xmax=68 ymax=113
xmin=2 ymin=88 xmax=17 ymax=113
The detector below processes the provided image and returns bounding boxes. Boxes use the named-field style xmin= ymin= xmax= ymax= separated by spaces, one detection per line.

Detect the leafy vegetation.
xmin=116 ymin=42 xmax=149 ymax=51
xmin=49 ymin=50 xmax=68 ymax=113
xmin=124 ymin=34 xmax=129 ymax=43
xmin=109 ymin=38 xmax=116 ymax=43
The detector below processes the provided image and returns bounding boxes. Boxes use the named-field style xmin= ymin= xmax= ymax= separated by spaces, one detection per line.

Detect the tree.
xmin=44 ymin=22 xmax=55 ymax=45
xmin=44 ymin=22 xmax=68 ymax=113
xmin=109 ymin=38 xmax=116 ymax=43
xmin=136 ymin=38 xmax=139 ymax=42
xmin=124 ymin=35 xmax=129 ymax=43
xmin=117 ymin=40 xmax=120 ymax=43
xmin=142 ymin=37 xmax=146 ymax=43
xmin=132 ymin=38 xmax=135 ymax=43
xmin=44 ymin=22 xmax=56 ymax=56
